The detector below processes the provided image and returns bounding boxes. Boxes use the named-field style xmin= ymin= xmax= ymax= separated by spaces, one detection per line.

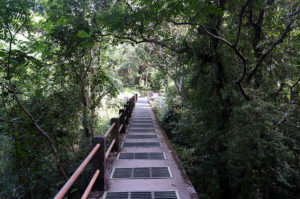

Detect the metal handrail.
xmin=105 ymin=139 xmax=116 ymax=159
xmin=119 ymin=124 xmax=123 ymax=132
xmin=54 ymin=94 xmax=137 ymax=198
xmin=118 ymin=112 xmax=123 ymax=118
xmin=54 ymin=144 xmax=101 ymax=199
xmin=81 ymin=169 xmax=100 ymax=199
xmin=104 ymin=122 xmax=116 ymax=138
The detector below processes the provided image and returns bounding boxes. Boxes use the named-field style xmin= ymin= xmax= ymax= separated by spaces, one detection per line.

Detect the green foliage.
xmin=0 ymin=0 xmax=121 ymax=198
xmin=1 ymin=0 xmax=299 ymax=198
xmin=143 ymin=1 xmax=300 ymax=197
xmin=106 ymin=43 xmax=166 ymax=90
xmin=154 ymin=89 xmax=299 ymax=199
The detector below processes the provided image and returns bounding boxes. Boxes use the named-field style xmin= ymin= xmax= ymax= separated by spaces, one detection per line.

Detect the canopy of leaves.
xmin=0 ymin=0 xmax=299 ymax=199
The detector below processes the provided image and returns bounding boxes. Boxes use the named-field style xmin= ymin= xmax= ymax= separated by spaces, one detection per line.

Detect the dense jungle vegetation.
xmin=0 ymin=0 xmax=299 ymax=198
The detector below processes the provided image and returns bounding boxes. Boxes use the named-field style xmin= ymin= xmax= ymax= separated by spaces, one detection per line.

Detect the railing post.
xmin=130 ymin=98 xmax=134 ymax=113
xmin=127 ymin=101 xmax=132 ymax=118
xmin=91 ymin=136 xmax=105 ymax=191
xmin=119 ymin=109 xmax=126 ymax=134
xmin=124 ymin=104 xmax=129 ymax=124
xmin=133 ymin=96 xmax=135 ymax=107
xmin=127 ymin=102 xmax=130 ymax=118
xmin=110 ymin=118 xmax=120 ymax=152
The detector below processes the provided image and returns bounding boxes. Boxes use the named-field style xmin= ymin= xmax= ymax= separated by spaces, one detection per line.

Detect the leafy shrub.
xmin=153 ymin=88 xmax=300 ymax=199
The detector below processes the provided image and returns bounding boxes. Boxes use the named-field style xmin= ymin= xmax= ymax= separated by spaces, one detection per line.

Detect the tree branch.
xmin=200 ymin=25 xmax=250 ymax=100
xmin=247 ymin=8 xmax=300 ymax=83
xmin=98 ymin=30 xmax=190 ymax=53
xmin=5 ymin=9 xmax=68 ymax=180
xmin=8 ymin=83 xmax=68 ymax=180
xmin=234 ymin=0 xmax=252 ymax=46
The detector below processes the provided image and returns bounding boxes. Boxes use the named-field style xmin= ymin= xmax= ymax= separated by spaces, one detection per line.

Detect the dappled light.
xmin=0 ymin=0 xmax=299 ymax=199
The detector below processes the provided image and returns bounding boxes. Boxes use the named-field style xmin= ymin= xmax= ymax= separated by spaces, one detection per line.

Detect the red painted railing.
xmin=54 ymin=94 xmax=138 ymax=199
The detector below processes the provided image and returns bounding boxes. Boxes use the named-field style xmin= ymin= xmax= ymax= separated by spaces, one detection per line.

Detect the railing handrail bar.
xmin=119 ymin=124 xmax=123 ymax=132
xmin=104 ymin=122 xmax=116 ymax=138
xmin=81 ymin=169 xmax=100 ymax=199
xmin=118 ymin=112 xmax=123 ymax=118
xmin=105 ymin=139 xmax=116 ymax=159
xmin=53 ymin=93 xmax=138 ymax=197
xmin=54 ymin=144 xmax=101 ymax=199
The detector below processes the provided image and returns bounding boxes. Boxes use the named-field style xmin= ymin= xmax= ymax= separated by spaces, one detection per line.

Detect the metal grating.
xmin=104 ymin=191 xmax=179 ymax=199
xmin=154 ymin=191 xmax=178 ymax=199
xmin=119 ymin=153 xmax=134 ymax=159
xmin=118 ymin=152 xmax=165 ymax=160
xmin=152 ymin=167 xmax=171 ymax=178
xmin=131 ymin=121 xmax=153 ymax=124
xmin=122 ymin=142 xmax=161 ymax=148
xmin=128 ymin=129 xmax=156 ymax=132
xmin=131 ymin=192 xmax=152 ymax=198
xmin=131 ymin=118 xmax=153 ymax=121
xmin=133 ymin=112 xmax=151 ymax=114
xmin=132 ymin=117 xmax=152 ymax=119
xmin=150 ymin=152 xmax=166 ymax=159
xmin=131 ymin=120 xmax=154 ymax=124
xmin=135 ymin=153 xmax=150 ymax=159
xmin=130 ymin=124 xmax=155 ymax=128
xmin=132 ymin=117 xmax=152 ymax=120
xmin=126 ymin=135 xmax=158 ymax=139
xmin=105 ymin=192 xmax=128 ymax=199
xmin=133 ymin=168 xmax=150 ymax=178
xmin=111 ymin=168 xmax=132 ymax=178
xmin=111 ymin=167 xmax=172 ymax=179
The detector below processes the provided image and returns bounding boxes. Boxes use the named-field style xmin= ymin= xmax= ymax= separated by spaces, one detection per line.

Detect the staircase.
xmin=100 ymin=98 xmax=198 ymax=199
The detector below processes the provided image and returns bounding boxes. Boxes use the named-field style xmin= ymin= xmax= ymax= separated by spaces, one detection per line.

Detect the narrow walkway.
xmin=102 ymin=98 xmax=198 ymax=199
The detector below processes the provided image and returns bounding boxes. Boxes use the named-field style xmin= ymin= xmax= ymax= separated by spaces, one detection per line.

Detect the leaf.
xmin=76 ymin=30 xmax=89 ymax=38
xmin=70 ymin=188 xmax=77 ymax=194
xmin=11 ymin=59 xmax=19 ymax=64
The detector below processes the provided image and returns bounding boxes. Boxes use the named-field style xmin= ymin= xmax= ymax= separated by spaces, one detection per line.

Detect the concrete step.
xmin=97 ymin=97 xmax=198 ymax=199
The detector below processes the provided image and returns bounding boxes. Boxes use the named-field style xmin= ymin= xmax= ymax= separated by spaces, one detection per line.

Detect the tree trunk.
xmin=145 ymin=70 xmax=148 ymax=88
xmin=80 ymin=78 xmax=90 ymax=137
xmin=9 ymin=86 xmax=68 ymax=180
xmin=179 ymin=64 xmax=184 ymax=94
xmin=90 ymin=106 xmax=96 ymax=138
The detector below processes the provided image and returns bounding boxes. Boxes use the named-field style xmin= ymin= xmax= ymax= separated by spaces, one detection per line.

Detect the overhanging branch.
xmin=247 ymin=8 xmax=300 ymax=83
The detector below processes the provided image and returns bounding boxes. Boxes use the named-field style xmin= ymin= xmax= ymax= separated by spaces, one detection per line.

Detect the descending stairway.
xmin=101 ymin=98 xmax=198 ymax=199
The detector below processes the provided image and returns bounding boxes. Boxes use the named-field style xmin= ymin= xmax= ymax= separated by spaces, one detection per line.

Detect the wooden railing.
xmin=54 ymin=94 xmax=138 ymax=199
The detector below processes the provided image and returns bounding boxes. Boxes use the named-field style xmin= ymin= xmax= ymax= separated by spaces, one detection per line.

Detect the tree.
xmin=99 ymin=0 xmax=300 ymax=198
xmin=42 ymin=0 xmax=118 ymax=137
xmin=0 ymin=0 xmax=119 ymax=198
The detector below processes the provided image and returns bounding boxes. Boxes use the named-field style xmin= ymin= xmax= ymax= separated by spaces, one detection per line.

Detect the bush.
xmin=153 ymin=88 xmax=300 ymax=199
